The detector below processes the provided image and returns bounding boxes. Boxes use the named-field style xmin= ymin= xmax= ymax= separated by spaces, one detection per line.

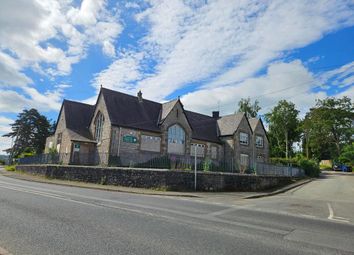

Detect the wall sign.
xmin=73 ymin=143 xmax=80 ymax=152
xmin=123 ymin=135 xmax=138 ymax=143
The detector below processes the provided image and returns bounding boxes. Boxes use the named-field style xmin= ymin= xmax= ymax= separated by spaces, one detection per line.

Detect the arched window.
xmin=167 ymin=124 xmax=185 ymax=154
xmin=95 ymin=112 xmax=104 ymax=143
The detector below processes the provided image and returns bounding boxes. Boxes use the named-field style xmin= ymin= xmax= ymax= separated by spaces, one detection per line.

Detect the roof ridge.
xmin=185 ymin=110 xmax=213 ymax=119
xmin=64 ymin=99 xmax=94 ymax=107
xmin=101 ymin=87 xmax=162 ymax=105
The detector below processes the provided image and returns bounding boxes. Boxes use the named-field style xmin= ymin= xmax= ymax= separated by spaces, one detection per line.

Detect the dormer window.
xmin=240 ymin=132 xmax=249 ymax=145
xmin=94 ymin=112 xmax=104 ymax=143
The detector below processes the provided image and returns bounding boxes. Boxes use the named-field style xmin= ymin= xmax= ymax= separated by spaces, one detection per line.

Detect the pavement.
xmin=0 ymin=167 xmax=310 ymax=201
xmin=0 ymin=168 xmax=353 ymax=254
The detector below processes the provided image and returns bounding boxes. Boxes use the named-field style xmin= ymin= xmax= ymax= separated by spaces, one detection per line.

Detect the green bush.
xmin=338 ymin=143 xmax=354 ymax=166
xmin=5 ymin=165 xmax=16 ymax=171
xmin=298 ymin=158 xmax=320 ymax=177
xmin=0 ymin=159 xmax=5 ymax=165
xmin=270 ymin=157 xmax=299 ymax=167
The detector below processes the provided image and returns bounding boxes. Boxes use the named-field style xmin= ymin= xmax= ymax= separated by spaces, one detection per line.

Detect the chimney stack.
xmin=212 ymin=111 xmax=219 ymax=119
xmin=137 ymin=90 xmax=143 ymax=103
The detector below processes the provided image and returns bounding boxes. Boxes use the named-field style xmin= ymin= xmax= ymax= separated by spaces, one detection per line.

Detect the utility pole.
xmin=194 ymin=145 xmax=197 ymax=191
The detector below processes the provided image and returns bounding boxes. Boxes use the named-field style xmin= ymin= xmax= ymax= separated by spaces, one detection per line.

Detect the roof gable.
xmin=185 ymin=111 xmax=220 ymax=143
xmin=248 ymin=118 xmax=259 ymax=132
xmin=63 ymin=100 xmax=95 ymax=140
xmin=217 ymin=112 xmax=245 ymax=136
xmin=160 ymin=99 xmax=178 ymax=123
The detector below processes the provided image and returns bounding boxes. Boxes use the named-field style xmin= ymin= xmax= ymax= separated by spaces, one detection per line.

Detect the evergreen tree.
xmin=3 ymin=108 xmax=52 ymax=158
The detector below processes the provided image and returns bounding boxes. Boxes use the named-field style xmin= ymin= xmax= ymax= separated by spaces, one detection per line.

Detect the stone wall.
xmin=16 ymin=165 xmax=296 ymax=192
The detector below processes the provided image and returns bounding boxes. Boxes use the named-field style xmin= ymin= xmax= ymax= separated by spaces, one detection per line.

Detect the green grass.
xmin=320 ymin=164 xmax=332 ymax=170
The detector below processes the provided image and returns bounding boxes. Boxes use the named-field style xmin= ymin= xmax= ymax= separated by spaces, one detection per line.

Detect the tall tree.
xmin=3 ymin=108 xmax=52 ymax=158
xmin=265 ymin=100 xmax=300 ymax=159
xmin=237 ymin=97 xmax=261 ymax=118
xmin=302 ymin=96 xmax=353 ymax=160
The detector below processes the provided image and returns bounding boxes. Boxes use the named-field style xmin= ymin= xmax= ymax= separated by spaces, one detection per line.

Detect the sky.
xmin=0 ymin=0 xmax=354 ymax=153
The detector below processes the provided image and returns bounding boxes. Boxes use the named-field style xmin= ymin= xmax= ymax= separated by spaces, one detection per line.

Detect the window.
xmin=94 ymin=112 xmax=104 ymax=143
xmin=240 ymin=132 xmax=249 ymax=145
xmin=257 ymin=154 xmax=264 ymax=162
xmin=168 ymin=124 xmax=185 ymax=154
xmin=256 ymin=135 xmax=264 ymax=148
xmin=240 ymin=154 xmax=249 ymax=167
xmin=56 ymin=133 xmax=62 ymax=145
xmin=211 ymin=146 xmax=218 ymax=159
xmin=190 ymin=143 xmax=205 ymax=157
xmin=141 ymin=135 xmax=161 ymax=152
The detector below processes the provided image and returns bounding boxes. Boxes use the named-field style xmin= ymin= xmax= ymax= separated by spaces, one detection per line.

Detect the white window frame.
xmin=239 ymin=132 xmax=249 ymax=145
xmin=167 ymin=124 xmax=185 ymax=154
xmin=240 ymin=153 xmax=249 ymax=166
xmin=255 ymin=135 xmax=264 ymax=148
xmin=140 ymin=135 xmax=161 ymax=152
xmin=211 ymin=146 xmax=218 ymax=160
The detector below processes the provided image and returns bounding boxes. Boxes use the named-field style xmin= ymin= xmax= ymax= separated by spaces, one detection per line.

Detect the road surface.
xmin=0 ymin=171 xmax=353 ymax=254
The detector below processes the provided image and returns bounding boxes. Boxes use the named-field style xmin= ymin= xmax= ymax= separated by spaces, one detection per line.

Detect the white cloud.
xmin=0 ymin=0 xmax=122 ymax=83
xmin=180 ymin=60 xmax=352 ymax=117
xmin=0 ymin=116 xmax=13 ymax=133
xmin=131 ymin=0 xmax=354 ymax=100
xmin=91 ymin=52 xmax=144 ymax=94
xmin=0 ymin=136 xmax=12 ymax=154
xmin=0 ymin=86 xmax=64 ymax=113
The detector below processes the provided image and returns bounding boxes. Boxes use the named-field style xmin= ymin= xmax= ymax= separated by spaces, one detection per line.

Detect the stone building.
xmin=45 ymin=87 xmax=269 ymax=170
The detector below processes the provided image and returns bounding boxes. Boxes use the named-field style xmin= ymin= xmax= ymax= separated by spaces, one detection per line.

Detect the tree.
xmin=338 ymin=143 xmax=354 ymax=165
xmin=2 ymin=108 xmax=52 ymax=158
xmin=265 ymin=100 xmax=300 ymax=159
xmin=302 ymin=97 xmax=353 ymax=160
xmin=237 ymin=97 xmax=261 ymax=118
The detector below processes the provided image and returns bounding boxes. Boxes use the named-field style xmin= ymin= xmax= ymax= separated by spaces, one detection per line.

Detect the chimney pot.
xmin=137 ymin=90 xmax=143 ymax=102
xmin=212 ymin=111 xmax=219 ymax=119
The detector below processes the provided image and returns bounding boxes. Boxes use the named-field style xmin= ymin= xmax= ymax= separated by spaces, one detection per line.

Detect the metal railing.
xmin=255 ymin=162 xmax=305 ymax=177
xmin=17 ymin=152 xmax=304 ymax=176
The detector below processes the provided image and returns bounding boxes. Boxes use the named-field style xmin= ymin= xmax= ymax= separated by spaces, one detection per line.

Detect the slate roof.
xmin=100 ymin=88 xmax=221 ymax=143
xmin=63 ymin=100 xmax=95 ymax=142
xmin=248 ymin=118 xmax=259 ymax=132
xmin=185 ymin=111 xmax=220 ymax=143
xmin=217 ymin=113 xmax=245 ymax=136
xmin=61 ymin=88 xmax=258 ymax=144
xmin=160 ymin=99 xmax=178 ymax=123
xmin=101 ymin=88 xmax=161 ymax=132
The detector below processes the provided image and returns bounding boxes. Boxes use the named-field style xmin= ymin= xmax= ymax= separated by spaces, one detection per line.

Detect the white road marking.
xmin=327 ymin=202 xmax=350 ymax=223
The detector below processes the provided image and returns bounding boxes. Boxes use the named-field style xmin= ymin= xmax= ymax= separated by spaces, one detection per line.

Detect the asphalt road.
xmin=0 ymin=171 xmax=353 ymax=255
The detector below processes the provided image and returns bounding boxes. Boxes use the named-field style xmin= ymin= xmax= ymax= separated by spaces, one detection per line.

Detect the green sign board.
xmin=123 ymin=135 xmax=138 ymax=143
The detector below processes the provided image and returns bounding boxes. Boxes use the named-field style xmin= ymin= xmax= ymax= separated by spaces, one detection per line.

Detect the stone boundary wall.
xmin=16 ymin=165 xmax=297 ymax=192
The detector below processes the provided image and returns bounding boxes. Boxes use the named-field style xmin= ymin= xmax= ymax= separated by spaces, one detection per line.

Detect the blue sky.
xmin=0 ymin=0 xmax=354 ymax=152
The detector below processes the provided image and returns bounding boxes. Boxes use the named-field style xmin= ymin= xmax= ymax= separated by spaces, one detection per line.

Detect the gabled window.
xmin=168 ymin=124 xmax=185 ymax=154
xmin=256 ymin=135 xmax=264 ymax=148
xmin=56 ymin=133 xmax=62 ymax=145
xmin=94 ymin=112 xmax=104 ymax=143
xmin=239 ymin=132 xmax=249 ymax=145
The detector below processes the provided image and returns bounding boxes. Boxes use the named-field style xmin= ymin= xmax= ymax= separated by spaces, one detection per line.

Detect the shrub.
xmin=298 ymin=158 xmax=320 ymax=177
xmin=5 ymin=165 xmax=16 ymax=171
xmin=0 ymin=159 xmax=5 ymax=165
xmin=270 ymin=157 xmax=299 ymax=167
